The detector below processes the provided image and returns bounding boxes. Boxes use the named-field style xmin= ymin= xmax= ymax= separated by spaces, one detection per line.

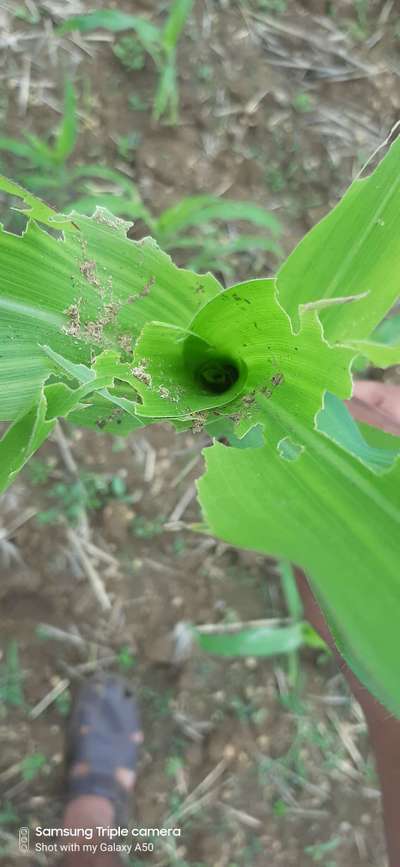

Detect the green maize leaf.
xmin=358 ymin=421 xmax=400 ymax=451
xmin=346 ymin=340 xmax=400 ymax=367
xmin=166 ymin=234 xmax=283 ymax=257
xmin=66 ymin=195 xmax=153 ymax=226
xmin=21 ymin=174 xmax=70 ymax=191
xmin=0 ymin=186 xmax=221 ymax=427
xmin=24 ymin=133 xmax=56 ymax=164
xmin=58 ymin=10 xmax=160 ymax=41
xmin=279 ymin=560 xmax=303 ymax=621
xmin=42 ymin=346 xmax=138 ymax=393
xmin=1 ymin=143 xmax=400 ymax=715
xmin=69 ymin=165 xmax=143 ymax=197
xmin=301 ymin=623 xmax=329 ymax=651
xmin=317 ymin=392 xmax=400 ymax=473
xmin=0 ymin=138 xmax=38 ymax=160
xmin=277 ymin=137 xmax=400 ymax=342
xmin=133 ymin=279 xmax=353 ymax=452
xmin=198 ymin=431 xmax=400 ymax=716
xmin=156 ymin=195 xmax=282 ymax=241
xmin=67 ymin=396 xmax=147 ymax=435
xmin=153 ymin=58 xmax=178 ymax=122
xmin=205 ymin=416 xmax=265 ymax=449
xmin=43 ymin=348 xmax=147 ymax=433
xmin=0 ymin=219 xmax=93 ymax=420
xmin=372 ymin=314 xmax=400 ymax=345
xmin=59 ymin=11 xmax=161 ymax=66
xmin=162 ymin=0 xmax=193 ymax=53
xmin=55 ymin=81 xmax=78 ymax=163
xmin=57 ymin=211 xmax=222 ymax=336
xmin=0 ymin=391 xmax=56 ymax=491
xmin=0 ymin=348 xmax=141 ymax=493
xmin=195 ymin=622 xmax=305 ymax=657
xmin=0 ymin=175 xmax=69 ymax=227
xmin=42 ymin=350 xmax=141 ymax=431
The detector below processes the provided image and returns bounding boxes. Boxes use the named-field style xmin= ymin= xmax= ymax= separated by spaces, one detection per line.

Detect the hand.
xmin=346 ymin=380 xmax=400 ymax=436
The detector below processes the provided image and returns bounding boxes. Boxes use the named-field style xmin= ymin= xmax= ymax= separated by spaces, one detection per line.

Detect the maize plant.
xmin=0 ymin=138 xmax=399 ymax=715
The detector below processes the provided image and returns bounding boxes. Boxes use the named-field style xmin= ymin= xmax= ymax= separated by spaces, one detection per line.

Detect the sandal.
xmin=66 ymin=675 xmax=142 ymax=822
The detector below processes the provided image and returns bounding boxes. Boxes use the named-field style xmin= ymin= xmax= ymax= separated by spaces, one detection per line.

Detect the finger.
xmin=346 ymin=395 xmax=400 ymax=436
xmin=351 ymin=381 xmax=400 ymax=425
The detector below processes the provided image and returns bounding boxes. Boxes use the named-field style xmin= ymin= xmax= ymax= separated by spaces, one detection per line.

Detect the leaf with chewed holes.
xmin=198 ymin=429 xmax=400 ymax=716
xmin=133 ymin=279 xmax=353 ymax=449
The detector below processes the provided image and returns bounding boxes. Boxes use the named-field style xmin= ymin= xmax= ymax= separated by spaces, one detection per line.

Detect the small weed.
xmin=113 ymin=36 xmax=146 ymax=71
xmin=128 ymin=94 xmax=148 ymax=111
xmin=354 ymin=0 xmax=368 ymax=31
xmin=13 ymin=3 xmax=41 ymax=23
xmin=0 ymin=641 xmax=25 ymax=709
xmin=165 ymin=755 xmax=184 ymax=779
xmin=0 ymin=803 xmax=19 ymax=825
xmin=168 ymin=790 xmax=183 ymax=814
xmin=117 ymin=646 xmax=137 ymax=672
xmin=292 ymin=91 xmax=313 ymax=113
xmin=115 ymin=132 xmax=141 ymax=160
xmin=171 ymin=536 xmax=186 ymax=556
xmin=26 ymin=458 xmax=54 ymax=486
xmin=36 ymin=479 xmax=88 ymax=525
xmin=242 ymin=836 xmax=264 ymax=860
xmin=304 ymin=836 xmax=341 ymax=862
xmin=20 ymin=752 xmax=46 ymax=782
xmin=60 ymin=2 xmax=194 ymax=124
xmin=139 ymin=685 xmax=172 ymax=718
xmin=37 ymin=473 xmax=137 ymax=526
xmin=131 ymin=515 xmax=165 ymax=539
xmin=256 ymin=0 xmax=287 ymax=12
xmin=272 ymin=798 xmax=288 ymax=817
xmin=265 ymin=164 xmax=287 ymax=193
xmin=55 ymin=688 xmax=72 ymax=718
xmin=229 ymin=695 xmax=255 ymax=722
xmin=221 ymin=606 xmax=241 ymax=624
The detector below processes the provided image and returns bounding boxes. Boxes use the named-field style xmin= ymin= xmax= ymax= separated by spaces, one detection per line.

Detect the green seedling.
xmin=0 ymin=97 xmax=282 ymax=277
xmin=59 ymin=1 xmax=194 ymax=124
xmin=36 ymin=473 xmax=137 ymax=526
xmin=20 ymin=752 xmax=46 ymax=781
xmin=193 ymin=562 xmax=327 ymax=678
xmin=0 ymin=81 xmax=77 ymax=186
xmin=0 ymin=83 xmax=148 ymax=230
xmin=0 ymin=70 xmax=282 ymax=274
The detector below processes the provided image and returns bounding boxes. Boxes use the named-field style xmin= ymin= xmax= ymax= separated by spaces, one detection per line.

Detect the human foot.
xmin=61 ymin=675 xmax=143 ymax=866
